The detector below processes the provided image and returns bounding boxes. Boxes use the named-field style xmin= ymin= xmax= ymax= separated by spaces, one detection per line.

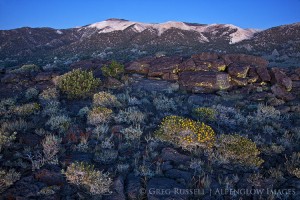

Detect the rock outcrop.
xmin=179 ymin=71 xmax=230 ymax=93
xmin=125 ymin=52 xmax=299 ymax=101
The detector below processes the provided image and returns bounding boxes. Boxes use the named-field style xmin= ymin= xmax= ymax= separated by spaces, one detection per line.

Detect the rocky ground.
xmin=0 ymin=52 xmax=300 ymax=200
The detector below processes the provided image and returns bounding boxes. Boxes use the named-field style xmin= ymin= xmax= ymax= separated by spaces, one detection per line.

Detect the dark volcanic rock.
xmin=105 ymin=77 xmax=124 ymax=89
xmin=191 ymin=52 xmax=219 ymax=61
xmin=3 ymin=176 xmax=40 ymax=199
xmin=161 ymin=161 xmax=173 ymax=171
xmin=161 ymin=72 xmax=179 ymax=81
xmin=165 ymin=169 xmax=193 ymax=185
xmin=271 ymin=84 xmax=295 ymax=101
xmin=231 ymin=77 xmax=248 ymax=86
xmin=179 ymin=71 xmax=231 ymax=93
xmin=34 ymin=169 xmax=64 ymax=186
xmin=126 ymin=61 xmax=150 ymax=75
xmin=148 ymin=56 xmax=182 ymax=77
xmin=126 ymin=173 xmax=141 ymax=200
xmin=178 ymin=59 xmax=196 ymax=72
xmin=221 ymin=54 xmax=268 ymax=67
xmin=160 ymin=147 xmax=191 ymax=165
xmin=125 ymin=57 xmax=155 ymax=74
xmin=247 ymin=66 xmax=259 ymax=83
xmin=256 ymin=66 xmax=271 ymax=82
xmin=227 ymin=63 xmax=250 ymax=78
xmin=271 ymin=67 xmax=293 ymax=91
xmin=290 ymin=73 xmax=300 ymax=81
xmin=34 ymin=72 xmax=57 ymax=82
xmin=192 ymin=60 xmax=226 ymax=72
xmin=147 ymin=177 xmax=188 ymax=200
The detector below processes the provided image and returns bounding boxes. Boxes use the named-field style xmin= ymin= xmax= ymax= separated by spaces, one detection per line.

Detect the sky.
xmin=0 ymin=0 xmax=300 ymax=30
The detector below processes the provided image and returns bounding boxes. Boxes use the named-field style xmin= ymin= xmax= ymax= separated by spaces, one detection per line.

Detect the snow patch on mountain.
xmin=224 ymin=24 xmax=258 ymax=44
xmin=56 ymin=30 xmax=63 ymax=34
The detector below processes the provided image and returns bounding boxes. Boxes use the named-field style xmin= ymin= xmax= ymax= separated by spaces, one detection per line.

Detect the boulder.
xmin=231 ymin=77 xmax=248 ymax=86
xmin=160 ymin=147 xmax=191 ymax=165
xmin=290 ymin=74 xmax=300 ymax=81
xmin=191 ymin=52 xmax=219 ymax=61
xmin=179 ymin=71 xmax=231 ymax=93
xmin=34 ymin=72 xmax=55 ymax=82
xmin=105 ymin=77 xmax=124 ymax=89
xmin=271 ymin=84 xmax=295 ymax=101
xmin=210 ymin=59 xmax=227 ymax=71
xmin=162 ymin=73 xmax=179 ymax=81
xmin=34 ymin=169 xmax=64 ymax=186
xmin=221 ymin=54 xmax=268 ymax=67
xmin=126 ymin=173 xmax=141 ymax=200
xmin=2 ymin=176 xmax=40 ymax=199
xmin=126 ymin=61 xmax=150 ymax=75
xmin=271 ymin=67 xmax=293 ymax=91
xmin=178 ymin=59 xmax=196 ymax=72
xmin=165 ymin=169 xmax=193 ymax=185
xmin=147 ymin=177 xmax=188 ymax=200
xmin=256 ymin=66 xmax=271 ymax=82
xmin=161 ymin=161 xmax=173 ymax=171
xmin=227 ymin=63 xmax=250 ymax=78
xmin=247 ymin=67 xmax=259 ymax=83
xmin=125 ymin=57 xmax=155 ymax=74
xmin=192 ymin=60 xmax=226 ymax=72
xmin=148 ymin=56 xmax=182 ymax=77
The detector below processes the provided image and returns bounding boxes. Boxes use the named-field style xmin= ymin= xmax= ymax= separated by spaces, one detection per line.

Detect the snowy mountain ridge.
xmin=85 ymin=18 xmax=259 ymax=43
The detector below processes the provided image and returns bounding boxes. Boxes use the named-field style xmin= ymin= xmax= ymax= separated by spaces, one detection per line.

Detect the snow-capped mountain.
xmin=84 ymin=18 xmax=258 ymax=43
xmin=0 ymin=18 xmax=299 ymax=66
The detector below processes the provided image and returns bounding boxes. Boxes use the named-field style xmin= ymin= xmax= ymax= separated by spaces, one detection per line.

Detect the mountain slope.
xmin=0 ymin=19 xmax=299 ymax=67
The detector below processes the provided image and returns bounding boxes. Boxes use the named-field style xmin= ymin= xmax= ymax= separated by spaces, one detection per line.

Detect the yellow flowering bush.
xmin=216 ymin=134 xmax=264 ymax=167
xmin=87 ymin=107 xmax=113 ymax=125
xmin=155 ymin=116 xmax=215 ymax=149
xmin=193 ymin=107 xmax=216 ymax=121
xmin=56 ymin=69 xmax=101 ymax=99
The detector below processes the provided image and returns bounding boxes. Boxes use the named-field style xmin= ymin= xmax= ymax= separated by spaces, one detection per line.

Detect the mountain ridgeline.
xmin=0 ymin=18 xmax=300 ymax=67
